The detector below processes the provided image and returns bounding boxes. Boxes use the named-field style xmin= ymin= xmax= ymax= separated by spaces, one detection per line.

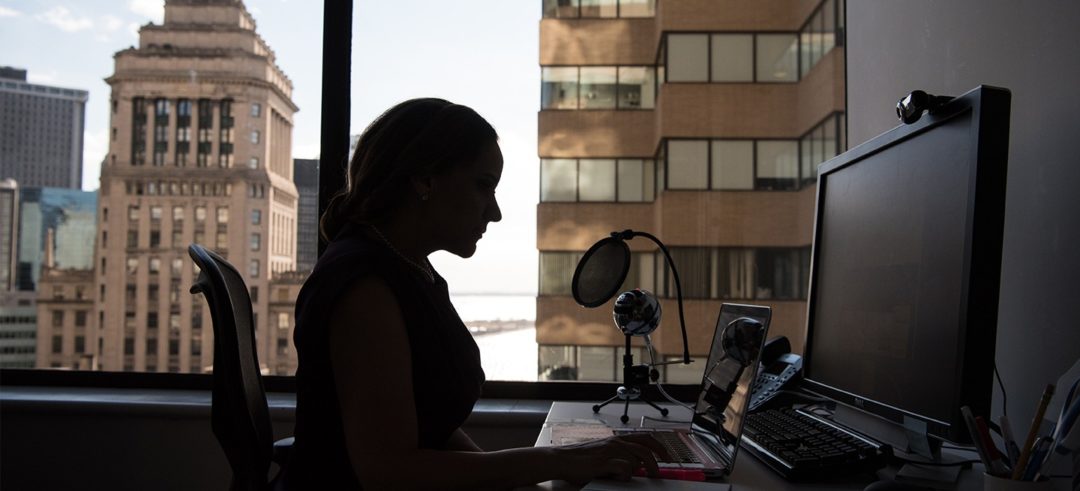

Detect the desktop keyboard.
xmin=741 ymin=407 xmax=888 ymax=481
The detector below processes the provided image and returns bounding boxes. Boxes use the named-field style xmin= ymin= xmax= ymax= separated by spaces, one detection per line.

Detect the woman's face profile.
xmin=425 ymin=141 xmax=504 ymax=258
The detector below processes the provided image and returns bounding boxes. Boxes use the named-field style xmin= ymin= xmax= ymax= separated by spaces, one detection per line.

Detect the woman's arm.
xmin=329 ymin=276 xmax=667 ymax=490
xmin=444 ymin=428 xmax=483 ymax=452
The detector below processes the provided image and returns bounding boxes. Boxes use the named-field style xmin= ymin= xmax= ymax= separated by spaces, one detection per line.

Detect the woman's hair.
xmin=319 ymin=98 xmax=498 ymax=241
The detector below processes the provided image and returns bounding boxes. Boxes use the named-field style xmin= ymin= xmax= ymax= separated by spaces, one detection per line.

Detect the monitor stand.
xmin=832 ymin=404 xmax=969 ymax=486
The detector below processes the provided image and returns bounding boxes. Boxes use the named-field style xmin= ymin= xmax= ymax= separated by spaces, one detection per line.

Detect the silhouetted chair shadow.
xmin=188 ymin=244 xmax=292 ymax=491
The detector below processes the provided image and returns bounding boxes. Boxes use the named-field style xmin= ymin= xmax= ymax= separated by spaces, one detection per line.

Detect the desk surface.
xmin=522 ymin=401 xmax=987 ymax=491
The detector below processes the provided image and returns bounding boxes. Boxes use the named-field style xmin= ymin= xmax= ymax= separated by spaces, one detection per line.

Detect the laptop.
xmin=552 ymin=303 xmax=771 ymax=479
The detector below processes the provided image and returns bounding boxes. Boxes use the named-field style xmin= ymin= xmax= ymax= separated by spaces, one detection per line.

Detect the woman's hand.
xmin=552 ymin=433 xmax=673 ymax=484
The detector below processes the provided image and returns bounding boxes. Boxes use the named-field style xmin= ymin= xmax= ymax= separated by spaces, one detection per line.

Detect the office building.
xmin=86 ymin=0 xmax=300 ymax=373
xmin=15 ymin=187 xmax=97 ymax=291
xmin=0 ymin=67 xmax=88 ymax=189
xmin=536 ymin=0 xmax=846 ymax=381
xmin=293 ymin=158 xmax=319 ymax=273
xmin=0 ymin=179 xmax=17 ymax=291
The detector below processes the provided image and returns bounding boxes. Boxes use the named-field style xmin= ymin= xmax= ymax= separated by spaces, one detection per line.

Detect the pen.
xmin=975 ymin=415 xmax=1010 ymax=475
xmin=961 ymin=406 xmax=996 ymax=473
xmin=1021 ymin=437 xmax=1051 ymax=481
xmin=999 ymin=414 xmax=1020 ymax=466
xmin=1012 ymin=384 xmax=1055 ymax=480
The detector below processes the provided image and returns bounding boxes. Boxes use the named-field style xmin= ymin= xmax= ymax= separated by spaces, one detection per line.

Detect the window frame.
xmin=0 ymin=0 xmax=706 ymax=402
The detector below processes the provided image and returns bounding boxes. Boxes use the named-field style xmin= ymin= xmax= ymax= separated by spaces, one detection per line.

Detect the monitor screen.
xmin=802 ymin=86 xmax=1010 ymax=443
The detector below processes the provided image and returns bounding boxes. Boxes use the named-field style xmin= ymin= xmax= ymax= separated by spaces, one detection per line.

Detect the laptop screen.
xmin=691 ymin=303 xmax=771 ymax=468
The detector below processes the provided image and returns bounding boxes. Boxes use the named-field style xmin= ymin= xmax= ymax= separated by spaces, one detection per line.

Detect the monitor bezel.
xmin=800 ymin=85 xmax=1011 ymax=444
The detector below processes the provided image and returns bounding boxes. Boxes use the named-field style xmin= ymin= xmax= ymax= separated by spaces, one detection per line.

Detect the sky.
xmin=0 ymin=0 xmax=541 ymax=295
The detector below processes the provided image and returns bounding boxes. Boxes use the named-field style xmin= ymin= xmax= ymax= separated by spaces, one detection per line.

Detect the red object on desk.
xmin=633 ymin=468 xmax=707 ymax=481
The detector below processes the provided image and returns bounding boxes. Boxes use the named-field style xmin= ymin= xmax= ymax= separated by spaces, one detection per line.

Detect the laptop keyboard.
xmin=741 ymin=407 xmax=887 ymax=481
xmin=650 ymin=431 xmax=702 ymax=464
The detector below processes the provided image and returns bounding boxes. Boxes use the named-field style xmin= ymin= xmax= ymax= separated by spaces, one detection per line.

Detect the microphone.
xmin=571 ymin=229 xmax=691 ymax=365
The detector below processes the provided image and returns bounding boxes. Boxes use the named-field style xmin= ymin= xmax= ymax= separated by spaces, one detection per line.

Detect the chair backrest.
xmin=188 ymin=244 xmax=273 ymax=491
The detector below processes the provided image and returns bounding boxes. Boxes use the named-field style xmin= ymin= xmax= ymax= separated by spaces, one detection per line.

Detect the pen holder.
xmin=983 ymin=473 xmax=1052 ymax=491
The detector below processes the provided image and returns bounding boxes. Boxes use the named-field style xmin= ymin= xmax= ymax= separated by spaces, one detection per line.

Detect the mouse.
xmin=863 ymin=480 xmax=923 ymax=491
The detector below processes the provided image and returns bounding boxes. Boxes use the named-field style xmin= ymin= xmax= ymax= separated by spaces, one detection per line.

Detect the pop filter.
xmin=571 ymin=236 xmax=630 ymax=308
xmin=571 ymin=230 xmax=691 ymax=365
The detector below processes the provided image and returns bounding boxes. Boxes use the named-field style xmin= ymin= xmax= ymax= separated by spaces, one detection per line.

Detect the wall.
xmin=847 ymin=1 xmax=1080 ymax=432
xmin=0 ymin=390 xmax=547 ymax=491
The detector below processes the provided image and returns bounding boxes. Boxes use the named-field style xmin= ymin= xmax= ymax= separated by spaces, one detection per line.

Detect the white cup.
xmin=983 ymin=473 xmax=1053 ymax=491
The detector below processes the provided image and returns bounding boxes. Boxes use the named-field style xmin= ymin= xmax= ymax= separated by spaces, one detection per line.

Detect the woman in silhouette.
xmin=284 ymin=98 xmax=667 ymax=489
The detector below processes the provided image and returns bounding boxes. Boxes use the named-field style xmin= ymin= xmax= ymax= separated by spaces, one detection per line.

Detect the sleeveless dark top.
xmin=283 ymin=223 xmax=485 ymax=489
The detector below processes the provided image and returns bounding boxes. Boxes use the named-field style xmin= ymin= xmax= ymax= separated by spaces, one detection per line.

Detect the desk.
xmin=523 ymin=402 xmax=987 ymax=491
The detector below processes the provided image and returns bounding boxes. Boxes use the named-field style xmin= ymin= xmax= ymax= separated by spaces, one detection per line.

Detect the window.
xmin=250 ymin=233 xmax=261 ymax=251
xmin=616 ymin=67 xmax=655 ymax=109
xmin=579 ymin=67 xmax=616 ymax=109
xmin=248 ymin=157 xmax=259 ymax=169
xmin=577 ymin=159 xmax=616 ymax=201
xmin=540 ymin=159 xmax=577 ymax=201
xmin=251 ymin=209 xmax=262 ymax=225
xmin=541 ymin=67 xmax=578 ymax=109
xmin=667 ymin=34 xmax=709 ymax=82
xmin=250 ymin=102 xmax=261 ymax=117
xmin=250 ymin=130 xmax=260 ymax=144
xmin=706 ymin=140 xmax=750 ymax=189
xmin=711 ymin=35 xmax=754 ymax=82
xmin=756 ymin=34 xmax=798 ymax=82
xmin=216 ymin=207 xmax=229 ymax=223
xmin=249 ymin=259 xmax=260 ymax=278
xmin=666 ymin=140 xmax=709 ymax=189
xmin=755 ymin=141 xmax=799 ymax=190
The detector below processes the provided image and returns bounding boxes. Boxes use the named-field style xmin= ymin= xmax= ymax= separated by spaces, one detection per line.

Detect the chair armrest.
xmin=272 ymin=436 xmax=294 ymax=465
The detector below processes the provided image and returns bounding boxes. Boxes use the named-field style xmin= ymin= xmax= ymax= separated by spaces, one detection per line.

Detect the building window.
xmin=711 ymin=34 xmax=754 ymax=82
xmin=251 ymin=209 xmax=262 ymax=225
xmin=666 ymin=140 xmax=709 ymax=190
xmin=542 ymin=0 xmax=654 ymax=18
xmin=53 ymin=335 xmax=63 ymax=354
xmin=195 ymin=206 xmax=206 ymax=222
xmin=578 ymin=159 xmax=616 ymax=201
xmin=149 ymin=258 xmax=161 ymax=274
xmin=248 ymin=156 xmax=259 ymax=169
xmin=216 ymin=207 xmax=228 ymax=223
xmin=250 ymin=130 xmax=260 ymax=144
xmin=579 ymin=67 xmax=616 ymax=109
xmin=540 ymin=158 xmax=655 ymax=203
xmin=616 ymin=67 xmax=655 ymax=109
xmin=52 ymin=310 xmax=64 ymax=327
xmin=250 ymin=233 xmax=261 ymax=251
xmin=249 ymin=259 xmax=260 ymax=278
xmin=756 ymin=34 xmax=798 ymax=82
xmin=540 ymin=159 xmax=576 ymax=201
xmin=251 ymin=102 xmax=261 ymax=117
xmin=711 ymin=141 xmax=754 ymax=190
xmin=126 ymin=258 xmax=138 ymax=274
xmin=75 ymin=311 xmax=87 ymax=327
xmin=667 ymin=34 xmax=709 ymax=82
xmin=541 ymin=66 xmax=656 ymax=110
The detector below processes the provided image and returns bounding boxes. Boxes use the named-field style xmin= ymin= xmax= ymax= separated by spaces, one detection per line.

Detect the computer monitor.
xmin=801 ymin=86 xmax=1011 ymax=444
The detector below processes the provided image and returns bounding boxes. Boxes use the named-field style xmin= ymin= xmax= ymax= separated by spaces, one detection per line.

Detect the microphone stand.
xmin=584 ymin=229 xmax=692 ymax=423
xmin=592 ymin=332 xmax=670 ymax=424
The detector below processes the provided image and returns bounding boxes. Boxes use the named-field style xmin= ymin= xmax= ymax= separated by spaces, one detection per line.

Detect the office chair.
xmin=188 ymin=244 xmax=292 ymax=491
